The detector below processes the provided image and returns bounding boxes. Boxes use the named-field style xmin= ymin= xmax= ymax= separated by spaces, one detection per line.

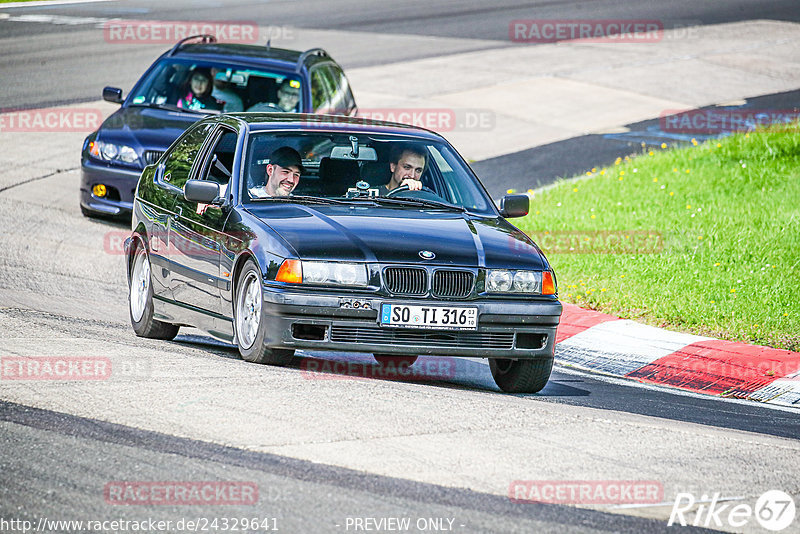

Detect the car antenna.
xmin=266 ymin=38 xmax=271 ymax=51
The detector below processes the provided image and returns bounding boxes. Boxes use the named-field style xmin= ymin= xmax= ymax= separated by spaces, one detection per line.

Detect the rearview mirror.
xmin=499 ymin=194 xmax=529 ymax=218
xmin=184 ymin=179 xmax=220 ymax=204
xmin=330 ymin=146 xmax=377 ymax=162
xmin=103 ymin=86 xmax=123 ymax=104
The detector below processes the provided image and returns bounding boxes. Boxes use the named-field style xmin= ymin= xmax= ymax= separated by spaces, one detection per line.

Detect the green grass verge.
xmin=517 ymin=124 xmax=800 ymax=351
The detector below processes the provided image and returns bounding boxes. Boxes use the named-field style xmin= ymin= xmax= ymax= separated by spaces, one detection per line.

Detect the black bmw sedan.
xmin=125 ymin=113 xmax=561 ymax=393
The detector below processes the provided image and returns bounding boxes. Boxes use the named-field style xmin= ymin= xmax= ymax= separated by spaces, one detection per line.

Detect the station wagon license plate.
xmin=380 ymin=304 xmax=477 ymax=330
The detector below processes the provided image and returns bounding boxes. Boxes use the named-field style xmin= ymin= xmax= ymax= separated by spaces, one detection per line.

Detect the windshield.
xmin=129 ymin=59 xmax=303 ymax=114
xmin=241 ymin=132 xmax=496 ymax=215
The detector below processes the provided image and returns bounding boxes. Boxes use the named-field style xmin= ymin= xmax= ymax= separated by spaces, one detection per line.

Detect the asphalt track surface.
xmin=1 ymin=2 xmax=799 ymax=533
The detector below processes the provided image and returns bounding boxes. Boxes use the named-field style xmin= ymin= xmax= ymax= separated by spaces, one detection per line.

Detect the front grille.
xmin=143 ymin=150 xmax=164 ymax=166
xmin=432 ymin=270 xmax=474 ymax=298
xmin=330 ymin=325 xmax=514 ymax=349
xmin=384 ymin=267 xmax=427 ymax=295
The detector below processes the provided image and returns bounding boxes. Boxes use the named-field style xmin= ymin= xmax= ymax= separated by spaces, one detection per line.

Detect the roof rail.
xmin=295 ymin=48 xmax=329 ymax=72
xmin=168 ymin=34 xmax=217 ymax=56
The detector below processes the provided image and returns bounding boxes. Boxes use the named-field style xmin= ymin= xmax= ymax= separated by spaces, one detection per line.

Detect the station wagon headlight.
xmin=486 ymin=269 xmax=555 ymax=295
xmin=89 ymin=140 xmax=139 ymax=164
xmin=276 ymin=260 xmax=368 ymax=287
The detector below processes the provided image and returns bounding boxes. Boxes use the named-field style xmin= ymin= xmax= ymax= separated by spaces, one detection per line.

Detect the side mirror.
xmin=103 ymin=86 xmax=124 ymax=104
xmin=499 ymin=194 xmax=529 ymax=218
xmin=184 ymin=179 xmax=220 ymax=204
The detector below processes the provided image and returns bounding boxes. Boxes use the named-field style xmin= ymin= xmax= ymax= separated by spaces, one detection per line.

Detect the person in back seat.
xmin=247 ymin=79 xmax=300 ymax=112
xmin=378 ymin=144 xmax=425 ymax=195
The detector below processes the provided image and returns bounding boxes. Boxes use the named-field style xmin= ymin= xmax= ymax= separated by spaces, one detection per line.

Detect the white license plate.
xmin=380 ymin=304 xmax=477 ymax=330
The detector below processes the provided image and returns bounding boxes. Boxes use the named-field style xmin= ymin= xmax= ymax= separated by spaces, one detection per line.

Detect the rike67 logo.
xmin=669 ymin=490 xmax=796 ymax=531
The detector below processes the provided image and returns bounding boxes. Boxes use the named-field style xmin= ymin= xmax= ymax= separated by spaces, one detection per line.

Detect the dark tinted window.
xmin=242 ymin=132 xmax=495 ymax=214
xmin=324 ymin=64 xmax=355 ymax=114
xmin=130 ymin=59 xmax=303 ymax=114
xmin=198 ymin=128 xmax=237 ymax=188
xmin=310 ymin=67 xmax=333 ymax=112
xmin=162 ymin=123 xmax=214 ymax=189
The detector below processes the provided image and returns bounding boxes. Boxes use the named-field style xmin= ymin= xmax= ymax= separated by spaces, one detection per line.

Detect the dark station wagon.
xmin=125 ymin=114 xmax=562 ymax=393
xmin=81 ymin=35 xmax=356 ymax=218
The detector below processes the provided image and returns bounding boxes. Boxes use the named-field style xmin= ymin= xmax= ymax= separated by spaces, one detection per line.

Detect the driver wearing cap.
xmin=378 ymin=144 xmax=425 ymax=195
xmin=250 ymin=146 xmax=304 ymax=198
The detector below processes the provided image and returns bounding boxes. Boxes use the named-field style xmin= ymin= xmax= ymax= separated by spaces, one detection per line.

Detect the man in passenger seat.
xmin=249 ymin=147 xmax=304 ymax=198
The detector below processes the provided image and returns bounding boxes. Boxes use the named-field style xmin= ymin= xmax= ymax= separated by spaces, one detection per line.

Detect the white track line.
xmin=0 ymin=0 xmax=114 ymax=9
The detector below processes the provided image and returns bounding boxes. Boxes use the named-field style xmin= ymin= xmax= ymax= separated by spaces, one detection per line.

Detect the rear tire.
xmin=489 ymin=358 xmax=552 ymax=393
xmin=129 ymin=244 xmax=179 ymax=340
xmin=374 ymin=354 xmax=418 ymax=368
xmin=234 ymin=259 xmax=294 ymax=365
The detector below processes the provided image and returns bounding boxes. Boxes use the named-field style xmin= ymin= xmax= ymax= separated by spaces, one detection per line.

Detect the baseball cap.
xmin=269 ymin=146 xmax=304 ymax=173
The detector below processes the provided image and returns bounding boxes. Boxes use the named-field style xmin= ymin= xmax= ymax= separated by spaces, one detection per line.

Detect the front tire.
xmin=129 ymin=244 xmax=179 ymax=340
xmin=489 ymin=358 xmax=552 ymax=393
xmin=234 ymin=259 xmax=294 ymax=365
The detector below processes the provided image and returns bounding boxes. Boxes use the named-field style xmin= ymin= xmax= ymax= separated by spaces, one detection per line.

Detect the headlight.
xmin=89 ymin=140 xmax=139 ymax=164
xmin=486 ymin=269 xmax=555 ymax=295
xmin=513 ymin=270 xmax=539 ymax=292
xmin=486 ymin=270 xmax=513 ymax=292
xmin=276 ymin=260 xmax=368 ymax=287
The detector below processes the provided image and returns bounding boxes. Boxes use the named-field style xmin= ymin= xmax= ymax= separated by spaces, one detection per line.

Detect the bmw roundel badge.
xmin=419 ymin=250 xmax=436 ymax=260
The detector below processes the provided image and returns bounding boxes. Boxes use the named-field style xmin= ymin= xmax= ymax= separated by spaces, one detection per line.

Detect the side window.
xmin=324 ymin=64 xmax=355 ymax=114
xmin=162 ymin=123 xmax=214 ymax=189
xmin=197 ymin=128 xmax=237 ymax=199
xmin=310 ymin=67 xmax=332 ymax=112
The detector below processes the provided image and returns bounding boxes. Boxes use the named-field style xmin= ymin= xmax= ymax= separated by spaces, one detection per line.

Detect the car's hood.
xmin=96 ymin=106 xmax=203 ymax=154
xmin=246 ymin=204 xmax=547 ymax=269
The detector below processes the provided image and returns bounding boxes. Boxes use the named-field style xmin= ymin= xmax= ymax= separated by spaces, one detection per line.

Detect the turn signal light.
xmin=542 ymin=271 xmax=556 ymax=295
xmin=92 ymin=184 xmax=107 ymax=197
xmin=276 ymin=259 xmax=302 ymax=283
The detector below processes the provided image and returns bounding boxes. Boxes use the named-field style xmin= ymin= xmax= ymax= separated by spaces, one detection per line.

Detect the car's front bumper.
xmin=80 ymin=159 xmax=142 ymax=216
xmin=259 ymin=286 xmax=561 ymax=359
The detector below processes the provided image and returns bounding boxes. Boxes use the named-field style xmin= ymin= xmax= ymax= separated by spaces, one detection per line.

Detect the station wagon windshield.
xmin=242 ymin=132 xmax=496 ymax=215
xmin=129 ymin=59 xmax=303 ymax=113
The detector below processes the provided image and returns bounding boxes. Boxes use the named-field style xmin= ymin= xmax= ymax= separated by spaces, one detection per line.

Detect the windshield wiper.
xmin=348 ymin=196 xmax=466 ymax=212
xmin=252 ymin=195 xmax=349 ymax=205
xmin=129 ymin=102 xmax=211 ymax=115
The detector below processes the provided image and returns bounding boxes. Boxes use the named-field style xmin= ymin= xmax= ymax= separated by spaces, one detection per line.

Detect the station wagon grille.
xmin=143 ymin=150 xmax=164 ymax=165
xmin=384 ymin=267 xmax=427 ymax=295
xmin=330 ymin=326 xmax=514 ymax=349
xmin=432 ymin=270 xmax=474 ymax=298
